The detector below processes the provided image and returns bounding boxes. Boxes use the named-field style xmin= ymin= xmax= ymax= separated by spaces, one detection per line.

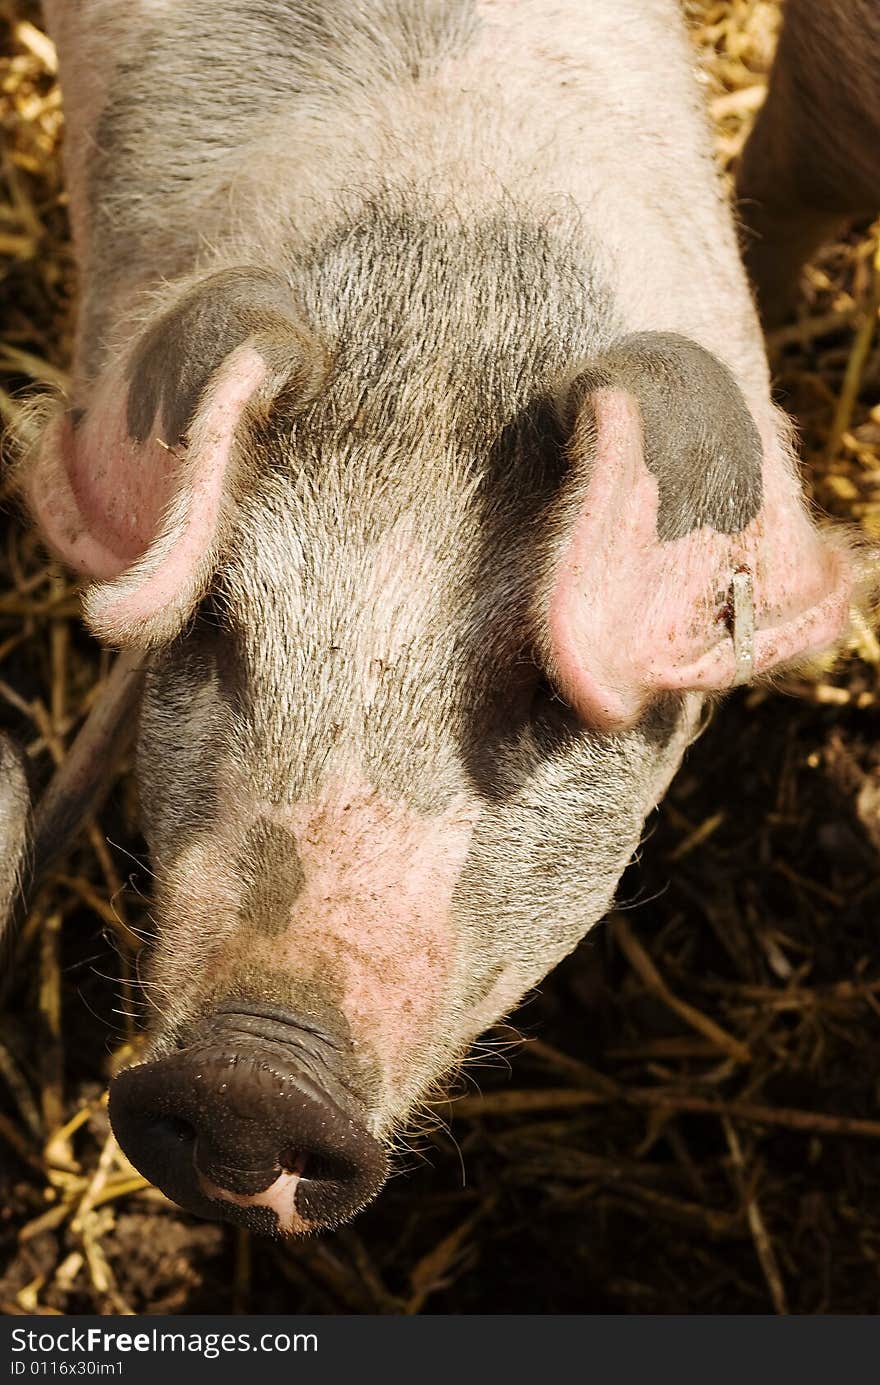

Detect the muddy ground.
xmin=1 ymin=0 xmax=879 ymax=1315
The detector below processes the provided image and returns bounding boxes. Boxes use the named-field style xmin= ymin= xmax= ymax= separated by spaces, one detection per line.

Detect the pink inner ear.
xmin=32 ymin=382 xmax=179 ymax=582
xmin=547 ymin=389 xmax=852 ymax=731
xmin=27 ymin=345 xmax=268 ymax=644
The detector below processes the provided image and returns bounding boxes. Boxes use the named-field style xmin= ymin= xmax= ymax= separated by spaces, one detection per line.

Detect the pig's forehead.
xmin=212 ymin=479 xmax=528 ymax=795
xmin=219 ymin=315 xmax=575 ymax=646
xmin=221 ymin=197 xmax=624 ymax=649
xmin=189 ymin=490 xmax=686 ymax=819
xmin=216 ymin=447 xmax=545 ymax=720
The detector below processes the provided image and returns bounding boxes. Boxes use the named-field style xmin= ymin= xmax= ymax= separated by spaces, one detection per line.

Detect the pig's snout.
xmin=108 ymin=1003 xmax=387 ymax=1236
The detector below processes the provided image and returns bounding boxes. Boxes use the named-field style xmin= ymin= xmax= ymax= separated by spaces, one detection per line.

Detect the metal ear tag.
xmin=730 ymin=568 xmax=755 ymax=686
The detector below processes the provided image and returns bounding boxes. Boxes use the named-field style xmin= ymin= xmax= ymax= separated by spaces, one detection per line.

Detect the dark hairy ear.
xmin=25 ymin=267 xmax=326 ymax=647
xmin=542 ymin=331 xmax=851 ymax=730
xmin=572 ymin=332 xmax=765 ymax=542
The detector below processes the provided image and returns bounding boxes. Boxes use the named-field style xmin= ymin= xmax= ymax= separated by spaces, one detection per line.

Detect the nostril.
xmin=280 ymin=1147 xmax=356 ymax=1187
xmin=157 ymin=1115 xmax=196 ymax=1145
xmin=279 ymin=1149 xmax=307 ymax=1176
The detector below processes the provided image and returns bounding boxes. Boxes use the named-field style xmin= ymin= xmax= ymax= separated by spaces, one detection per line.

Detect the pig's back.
xmin=352 ymin=0 xmax=766 ymax=398
xmin=56 ymin=0 xmax=767 ymax=403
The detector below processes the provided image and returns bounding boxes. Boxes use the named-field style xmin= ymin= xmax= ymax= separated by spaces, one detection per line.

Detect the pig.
xmin=737 ymin=0 xmax=880 ymax=326
xmin=0 ymin=736 xmax=29 ymax=955
xmin=13 ymin=0 xmax=872 ymax=1238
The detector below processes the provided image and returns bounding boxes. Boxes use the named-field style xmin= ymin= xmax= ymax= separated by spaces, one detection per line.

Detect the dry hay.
xmin=0 ymin=0 xmax=879 ymax=1316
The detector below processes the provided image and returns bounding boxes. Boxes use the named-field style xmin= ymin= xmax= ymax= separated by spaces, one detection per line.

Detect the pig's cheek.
xmin=464 ymin=965 xmax=532 ymax=1039
xmin=644 ymin=692 xmax=705 ymax=809
xmin=146 ymin=836 xmax=246 ymax=982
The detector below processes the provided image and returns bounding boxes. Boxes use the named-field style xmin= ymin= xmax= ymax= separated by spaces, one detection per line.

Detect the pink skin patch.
xmin=547 ymin=390 xmax=852 ymax=730
xmin=27 ymin=345 xmax=268 ymax=644
xmin=272 ymin=787 xmax=481 ymax=1101
xmin=198 ymin=1170 xmax=309 ymax=1237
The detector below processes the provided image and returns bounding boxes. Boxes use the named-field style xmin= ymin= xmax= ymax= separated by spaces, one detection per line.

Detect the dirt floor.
xmin=1 ymin=0 xmax=880 ymax=1315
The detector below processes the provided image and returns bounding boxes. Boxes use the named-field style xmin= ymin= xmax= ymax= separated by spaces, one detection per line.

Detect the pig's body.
xmin=0 ymin=737 xmax=28 ymax=942
xmin=23 ymin=0 xmax=860 ymax=1234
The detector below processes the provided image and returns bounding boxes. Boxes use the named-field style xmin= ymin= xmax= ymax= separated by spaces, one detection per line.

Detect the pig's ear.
xmin=543 ymin=332 xmax=852 ymax=730
xmin=25 ymin=268 xmax=324 ymax=646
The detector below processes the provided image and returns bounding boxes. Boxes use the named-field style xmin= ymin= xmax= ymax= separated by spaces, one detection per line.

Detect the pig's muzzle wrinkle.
xmin=108 ymin=1002 xmax=387 ymax=1236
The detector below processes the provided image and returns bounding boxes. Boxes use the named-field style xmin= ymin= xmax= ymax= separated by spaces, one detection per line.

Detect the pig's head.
xmin=24 ymin=217 xmax=852 ymax=1238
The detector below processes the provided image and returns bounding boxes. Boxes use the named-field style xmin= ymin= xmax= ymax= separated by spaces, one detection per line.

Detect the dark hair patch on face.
xmin=237 ymin=818 xmax=306 ymax=937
